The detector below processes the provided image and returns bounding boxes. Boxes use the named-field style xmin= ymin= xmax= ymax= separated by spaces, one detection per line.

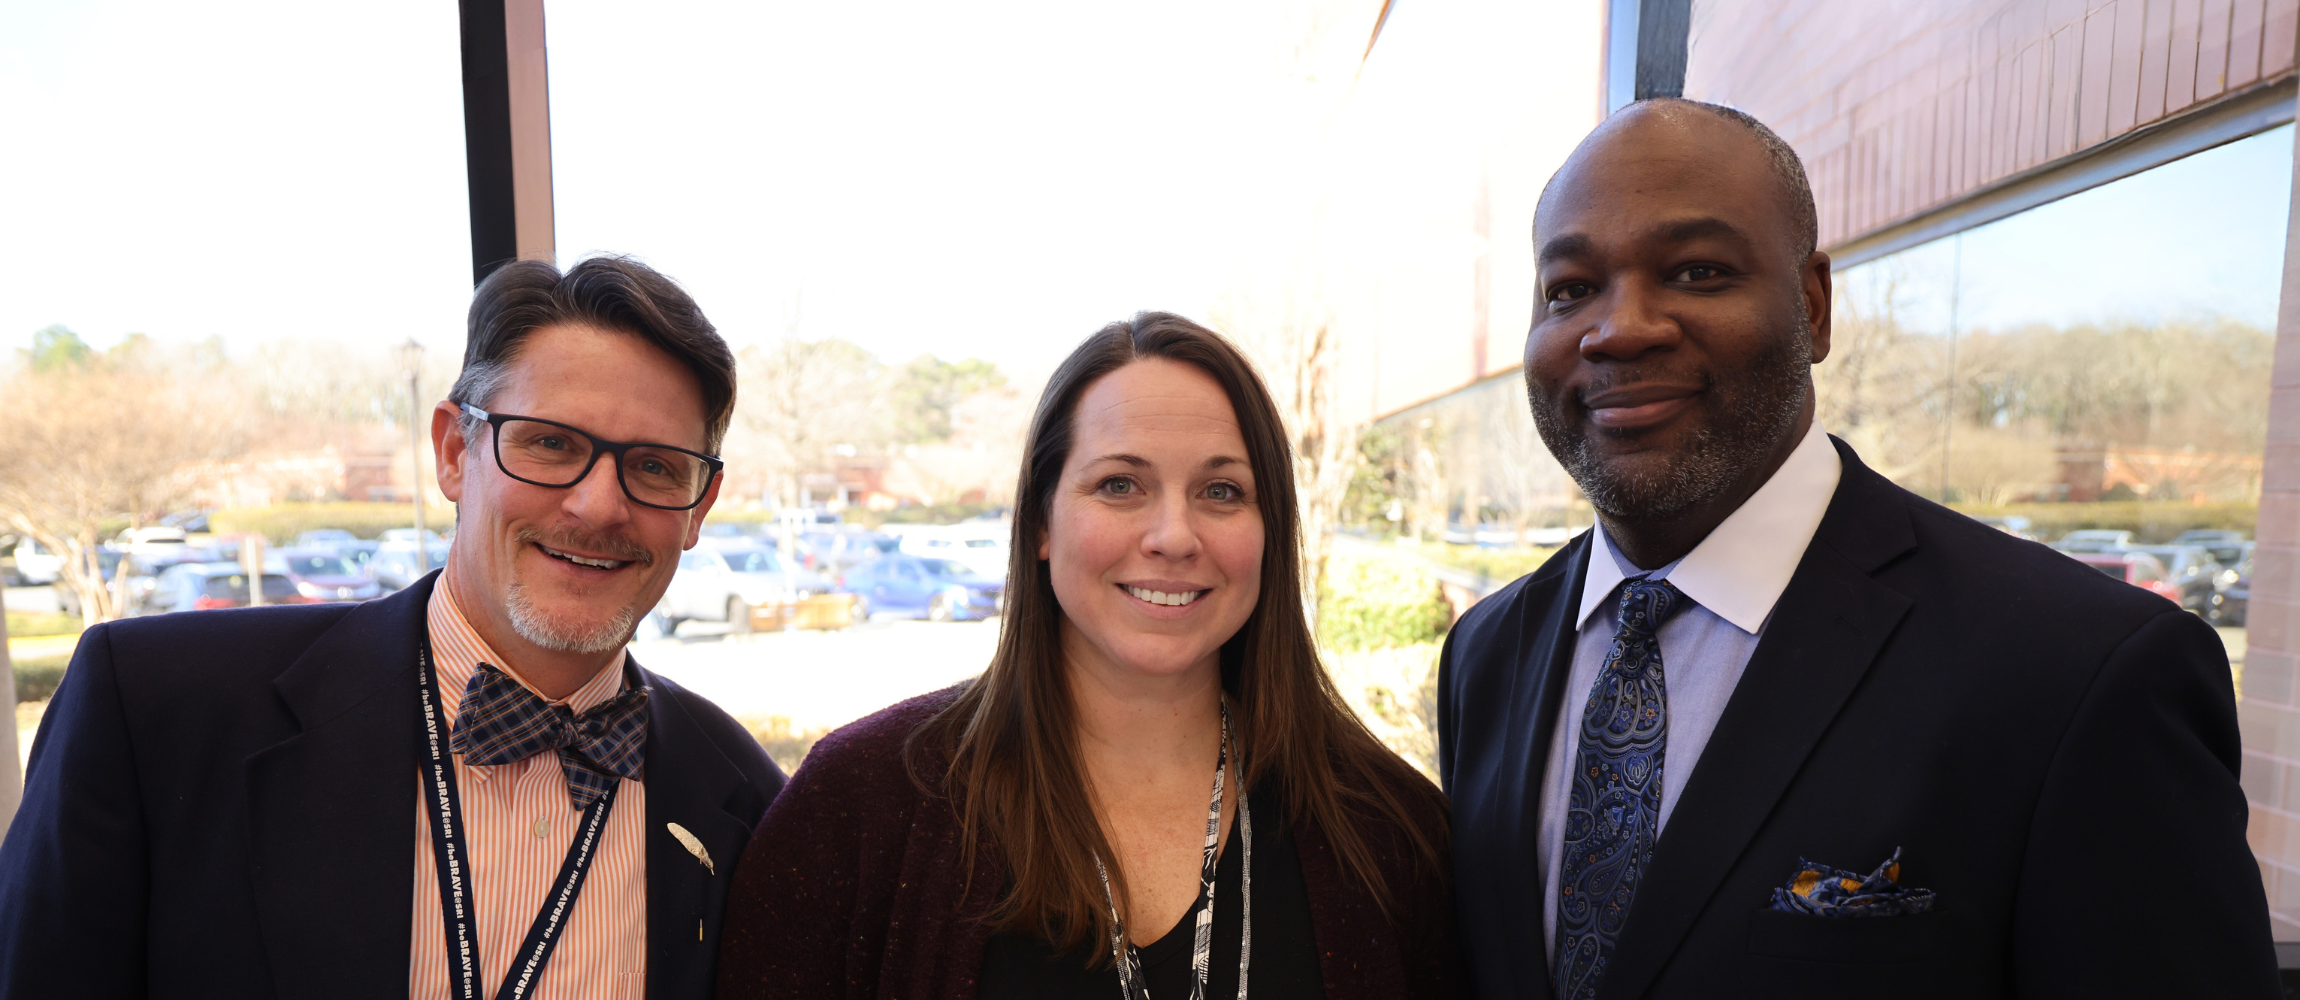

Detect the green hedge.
xmin=1948 ymin=501 xmax=2260 ymax=543
xmin=6 ymin=611 xmax=78 ymax=638
xmin=1321 ymin=554 xmax=1452 ymax=652
xmin=13 ymin=655 xmax=66 ymax=703
xmin=208 ymin=502 xmax=449 ymax=544
xmin=1413 ymin=543 xmax=1563 ymax=586
xmin=743 ymin=715 xmax=827 ymax=774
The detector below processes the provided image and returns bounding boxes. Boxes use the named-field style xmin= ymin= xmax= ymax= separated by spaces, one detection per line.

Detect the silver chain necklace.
xmin=1093 ymin=700 xmax=1252 ymax=1000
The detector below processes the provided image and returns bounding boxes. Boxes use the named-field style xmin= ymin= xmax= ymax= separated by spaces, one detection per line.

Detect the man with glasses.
xmin=0 ymin=256 xmax=787 ymax=999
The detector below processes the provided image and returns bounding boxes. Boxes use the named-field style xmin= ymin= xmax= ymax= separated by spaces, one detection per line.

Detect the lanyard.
xmin=1094 ymin=701 xmax=1253 ymax=1000
xmin=417 ymin=631 xmax=618 ymax=1000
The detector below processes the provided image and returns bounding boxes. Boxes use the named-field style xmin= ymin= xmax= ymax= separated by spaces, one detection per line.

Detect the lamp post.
xmin=397 ymin=339 xmax=429 ymax=575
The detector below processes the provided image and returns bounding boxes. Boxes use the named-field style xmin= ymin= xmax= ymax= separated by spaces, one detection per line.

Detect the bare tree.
xmin=729 ymin=338 xmax=883 ymax=508
xmin=0 ymin=349 xmax=237 ymax=625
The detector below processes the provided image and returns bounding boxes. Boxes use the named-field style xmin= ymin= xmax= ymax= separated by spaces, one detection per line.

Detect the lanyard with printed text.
xmin=417 ymin=631 xmax=618 ymax=1000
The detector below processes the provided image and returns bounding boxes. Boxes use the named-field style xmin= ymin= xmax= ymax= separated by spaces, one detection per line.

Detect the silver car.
xmin=654 ymin=543 xmax=833 ymax=633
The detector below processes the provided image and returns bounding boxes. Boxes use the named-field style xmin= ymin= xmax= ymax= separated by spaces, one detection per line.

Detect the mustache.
xmin=1570 ymin=367 xmax=1715 ymax=407
xmin=514 ymin=524 xmax=656 ymax=566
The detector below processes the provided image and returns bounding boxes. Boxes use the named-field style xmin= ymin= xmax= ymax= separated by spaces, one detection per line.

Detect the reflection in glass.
xmin=1823 ymin=125 xmax=2293 ymax=509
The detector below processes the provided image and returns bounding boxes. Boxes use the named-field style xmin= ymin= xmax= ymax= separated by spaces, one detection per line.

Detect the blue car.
xmin=839 ymin=554 xmax=1004 ymax=621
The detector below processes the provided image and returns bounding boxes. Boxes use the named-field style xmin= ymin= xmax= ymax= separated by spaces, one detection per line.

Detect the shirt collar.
xmin=426 ymin=573 xmax=628 ymax=726
xmin=1576 ymin=420 xmax=1842 ymax=634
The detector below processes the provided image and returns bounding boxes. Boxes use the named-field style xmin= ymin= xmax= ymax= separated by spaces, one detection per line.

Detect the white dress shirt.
xmin=1536 ymin=420 xmax=1842 ymax=962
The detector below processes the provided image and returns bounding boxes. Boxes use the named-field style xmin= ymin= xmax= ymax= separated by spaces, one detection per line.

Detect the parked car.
xmin=294 ymin=528 xmax=359 ymax=548
xmin=380 ymin=528 xmax=448 ymax=545
xmin=838 ymin=554 xmax=1004 ymax=621
xmin=2054 ymin=529 xmax=2135 ymax=553
xmin=2070 ymin=551 xmax=2184 ymax=606
xmin=115 ymin=526 xmax=190 ymax=555
xmin=122 ymin=544 xmax=232 ymax=614
xmin=894 ymin=524 xmax=1011 ymax=580
xmin=369 ymin=541 xmax=451 ymax=592
xmin=2173 ymin=528 xmax=2249 ymax=566
xmin=654 ymin=543 xmax=833 ymax=633
xmin=795 ymin=529 xmax=899 ymax=577
xmin=9 ymin=538 xmax=64 ymax=585
xmin=326 ymin=539 xmax=383 ymax=570
xmin=2120 ymin=544 xmax=2222 ymax=613
xmin=142 ymin=561 xmax=302 ymax=613
xmin=2212 ymin=546 xmax=2255 ymax=626
xmin=273 ymin=548 xmax=381 ymax=603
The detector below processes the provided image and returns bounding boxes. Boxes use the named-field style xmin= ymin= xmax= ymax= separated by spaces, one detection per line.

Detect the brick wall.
xmin=1685 ymin=0 xmax=2299 ymax=250
xmin=2243 ymin=122 xmax=2300 ymax=938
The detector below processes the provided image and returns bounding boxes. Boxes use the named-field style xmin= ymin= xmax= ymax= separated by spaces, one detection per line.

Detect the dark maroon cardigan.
xmin=714 ymin=688 xmax=1465 ymax=1000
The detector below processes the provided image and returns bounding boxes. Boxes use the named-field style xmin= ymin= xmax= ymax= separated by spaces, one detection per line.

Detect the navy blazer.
xmin=1438 ymin=439 xmax=2277 ymax=1000
xmin=0 ymin=572 xmax=785 ymax=999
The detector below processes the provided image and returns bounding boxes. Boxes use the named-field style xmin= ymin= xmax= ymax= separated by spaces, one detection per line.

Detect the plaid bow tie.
xmin=449 ymin=662 xmax=649 ymax=811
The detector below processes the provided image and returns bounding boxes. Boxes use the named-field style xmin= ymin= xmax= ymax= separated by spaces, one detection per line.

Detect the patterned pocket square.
xmin=1769 ymin=846 xmax=1935 ymax=917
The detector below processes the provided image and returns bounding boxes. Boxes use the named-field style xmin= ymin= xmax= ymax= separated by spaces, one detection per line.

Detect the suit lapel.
xmin=1502 ymin=535 xmax=1589 ymax=1000
xmin=1598 ymin=446 xmax=1916 ymax=1000
xmin=639 ymin=660 xmax=757 ymax=1000
xmin=243 ymin=577 xmax=433 ymax=1000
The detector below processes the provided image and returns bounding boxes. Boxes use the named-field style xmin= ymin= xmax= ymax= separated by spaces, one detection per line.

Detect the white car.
xmin=655 ymin=544 xmax=834 ymax=633
xmin=10 ymin=538 xmax=64 ymax=585
xmin=892 ymin=523 xmax=1011 ymax=580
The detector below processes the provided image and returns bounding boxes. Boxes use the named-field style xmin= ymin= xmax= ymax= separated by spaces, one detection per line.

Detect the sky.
xmin=1838 ymin=124 xmax=2296 ymax=336
xmin=0 ymin=1 xmax=472 ymax=359
xmin=1 ymin=0 xmax=1578 ymax=381
xmin=3 ymin=1 xmax=2287 ymax=378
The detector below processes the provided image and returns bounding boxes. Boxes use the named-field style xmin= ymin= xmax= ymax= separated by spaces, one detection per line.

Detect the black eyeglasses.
xmin=460 ymin=404 xmax=724 ymax=511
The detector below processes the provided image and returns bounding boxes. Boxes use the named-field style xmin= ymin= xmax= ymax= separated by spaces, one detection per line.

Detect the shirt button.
xmin=533 ymin=816 xmax=550 ymax=838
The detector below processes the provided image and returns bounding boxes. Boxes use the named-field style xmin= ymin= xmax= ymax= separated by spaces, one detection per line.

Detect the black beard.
xmin=1528 ymin=325 xmax=1812 ymax=522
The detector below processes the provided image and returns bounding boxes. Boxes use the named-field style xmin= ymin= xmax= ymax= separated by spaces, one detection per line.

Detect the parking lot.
xmin=633 ymin=616 xmax=1000 ymax=736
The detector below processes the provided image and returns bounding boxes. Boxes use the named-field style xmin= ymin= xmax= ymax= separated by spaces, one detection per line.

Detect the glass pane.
xmin=1825 ymin=126 xmax=2292 ymax=510
xmin=1825 ymin=125 xmax=2290 ymax=658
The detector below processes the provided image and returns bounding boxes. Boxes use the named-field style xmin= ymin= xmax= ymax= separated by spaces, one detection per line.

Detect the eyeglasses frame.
xmin=458 ymin=403 xmax=725 ymax=512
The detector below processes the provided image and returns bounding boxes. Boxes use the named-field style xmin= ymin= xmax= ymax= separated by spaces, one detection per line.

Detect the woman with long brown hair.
xmin=714 ymin=313 xmax=1460 ymax=1000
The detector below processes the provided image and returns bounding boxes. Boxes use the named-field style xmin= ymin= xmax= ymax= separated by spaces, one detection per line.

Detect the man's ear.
xmin=432 ymin=401 xmax=470 ymax=503
xmin=683 ymin=473 xmax=725 ymax=550
xmin=1803 ymin=249 xmax=1834 ymax=364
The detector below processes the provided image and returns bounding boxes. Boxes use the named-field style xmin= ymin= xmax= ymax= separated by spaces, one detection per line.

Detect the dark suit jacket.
xmin=0 ymin=572 xmax=785 ymax=999
xmin=1438 ymin=439 xmax=2277 ymax=1000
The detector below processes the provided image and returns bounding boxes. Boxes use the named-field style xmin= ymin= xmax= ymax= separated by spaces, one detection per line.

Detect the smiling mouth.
xmin=538 ymin=544 xmax=632 ymax=571
xmin=1123 ymin=585 xmax=1206 ymax=607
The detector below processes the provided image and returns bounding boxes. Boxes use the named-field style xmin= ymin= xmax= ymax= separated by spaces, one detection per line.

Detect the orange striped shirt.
xmin=411 ymin=578 xmax=648 ymax=1000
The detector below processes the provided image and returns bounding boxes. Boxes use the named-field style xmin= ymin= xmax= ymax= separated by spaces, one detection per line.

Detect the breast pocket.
xmin=1746 ymin=906 xmax=1943 ymax=964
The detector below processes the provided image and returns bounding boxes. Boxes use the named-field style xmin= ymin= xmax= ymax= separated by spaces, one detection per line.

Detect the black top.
xmin=977 ymin=785 xmax=1321 ymax=999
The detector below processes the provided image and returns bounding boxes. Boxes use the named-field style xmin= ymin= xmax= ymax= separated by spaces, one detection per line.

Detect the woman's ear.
xmin=1037 ymin=523 xmax=1050 ymax=561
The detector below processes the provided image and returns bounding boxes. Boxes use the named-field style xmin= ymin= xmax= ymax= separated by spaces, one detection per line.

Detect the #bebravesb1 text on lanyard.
xmin=417 ymin=631 xmax=617 ymax=1000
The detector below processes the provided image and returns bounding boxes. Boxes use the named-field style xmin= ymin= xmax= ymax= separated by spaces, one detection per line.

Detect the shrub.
xmin=13 ymin=655 xmax=67 ymax=703
xmin=1414 ymin=543 xmax=1564 ymax=585
xmin=1325 ymin=643 xmax=1441 ymax=778
xmin=6 ymin=611 xmax=79 ymax=638
xmin=743 ymin=715 xmax=829 ymax=774
xmin=1320 ymin=552 xmax=1450 ymax=652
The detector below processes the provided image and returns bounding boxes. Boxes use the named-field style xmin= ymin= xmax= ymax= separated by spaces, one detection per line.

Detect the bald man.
xmin=1437 ymin=100 xmax=2277 ymax=1000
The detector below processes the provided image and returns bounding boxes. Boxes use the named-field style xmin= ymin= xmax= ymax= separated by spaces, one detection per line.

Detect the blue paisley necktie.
xmin=449 ymin=662 xmax=649 ymax=811
xmin=1554 ymin=577 xmax=1685 ymax=1000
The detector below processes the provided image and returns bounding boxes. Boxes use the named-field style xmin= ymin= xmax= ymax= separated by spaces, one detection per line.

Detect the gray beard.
xmin=1531 ymin=326 xmax=1812 ymax=522
xmin=504 ymin=581 xmax=642 ymax=654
